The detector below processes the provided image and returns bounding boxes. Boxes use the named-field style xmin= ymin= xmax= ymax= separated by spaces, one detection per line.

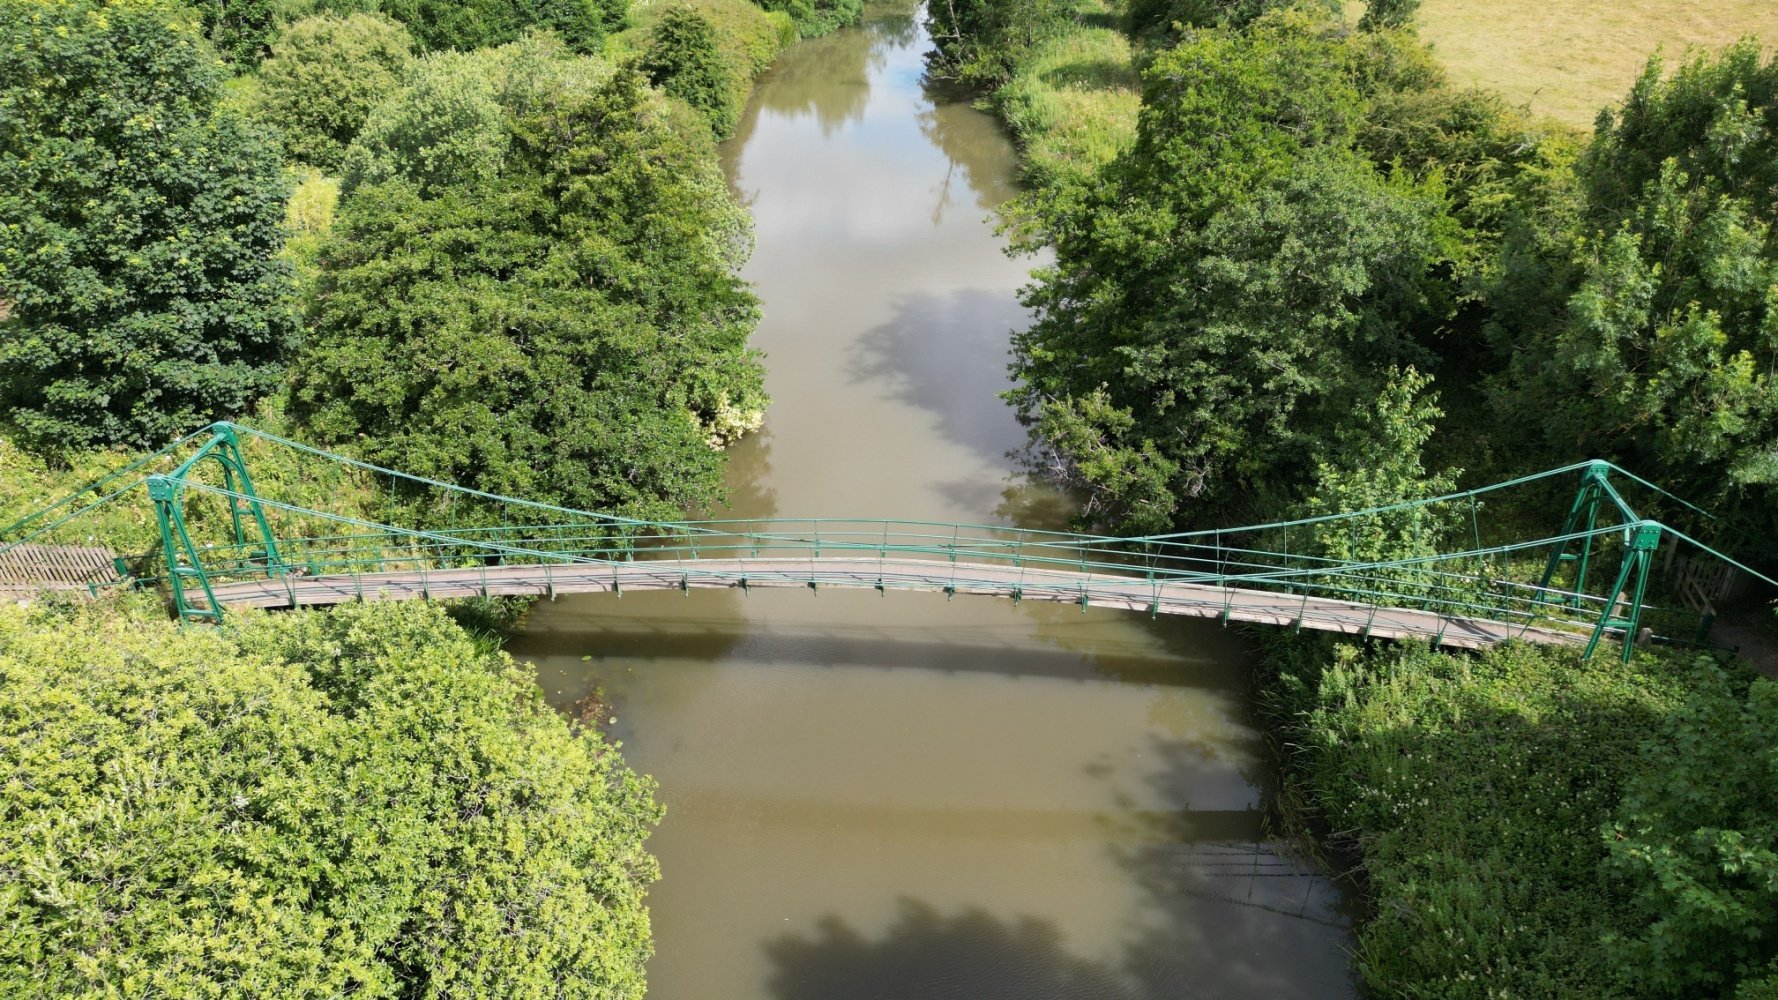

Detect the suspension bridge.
xmin=3 ymin=422 xmax=1772 ymax=662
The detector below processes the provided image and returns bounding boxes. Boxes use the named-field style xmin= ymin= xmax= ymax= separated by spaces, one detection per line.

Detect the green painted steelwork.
xmin=2 ymin=422 xmax=1772 ymax=661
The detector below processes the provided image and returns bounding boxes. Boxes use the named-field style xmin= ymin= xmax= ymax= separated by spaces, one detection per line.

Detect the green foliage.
xmin=1122 ymin=0 xmax=1332 ymax=42
xmin=927 ymin=0 xmax=1076 ymax=87
xmin=258 ymin=13 xmax=414 ymax=171
xmin=0 ymin=0 xmax=296 ymax=453
xmin=1009 ymin=11 xmax=1452 ymax=531
xmin=1605 ymin=663 xmax=1778 ymax=994
xmin=294 ymin=40 xmax=764 ymax=519
xmin=622 ymin=0 xmax=792 ymax=139
xmin=754 ymin=0 xmax=860 ymax=38
xmin=640 ymin=6 xmax=735 ymax=135
xmin=1299 ymin=366 xmax=1461 ymax=578
xmin=1357 ymin=0 xmax=1419 ymax=31
xmin=340 ymin=46 xmax=510 ymax=195
xmin=0 ymin=598 xmax=659 ymax=998
xmin=1487 ymin=41 xmax=1778 ymax=553
xmin=990 ymin=0 xmax=1140 ymax=193
xmin=1277 ymin=638 xmax=1696 ymax=997
xmin=195 ymin=0 xmax=279 ymax=64
xmin=316 ymin=0 xmax=627 ymax=53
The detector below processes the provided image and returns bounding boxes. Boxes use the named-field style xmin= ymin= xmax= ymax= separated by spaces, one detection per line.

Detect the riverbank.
xmin=949 ymin=2 xmax=1778 ymax=995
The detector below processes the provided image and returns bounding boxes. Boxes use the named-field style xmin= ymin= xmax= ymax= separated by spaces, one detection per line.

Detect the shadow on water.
xmin=848 ymin=289 xmax=1031 ymax=463
xmin=766 ymin=900 xmax=1137 ymax=1000
xmin=1097 ymin=728 xmax=1361 ymax=999
xmin=522 ymin=622 xmax=1253 ymax=687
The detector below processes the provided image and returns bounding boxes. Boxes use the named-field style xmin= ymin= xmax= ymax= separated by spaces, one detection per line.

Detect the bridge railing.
xmin=161 ymin=478 xmax=1670 ymax=643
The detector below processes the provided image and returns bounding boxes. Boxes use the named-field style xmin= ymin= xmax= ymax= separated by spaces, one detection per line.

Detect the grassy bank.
xmin=989 ymin=1 xmax=1140 ymax=189
xmin=1407 ymin=0 xmax=1775 ymax=127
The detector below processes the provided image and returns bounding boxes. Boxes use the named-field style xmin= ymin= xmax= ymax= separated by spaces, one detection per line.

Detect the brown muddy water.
xmin=508 ymin=5 xmax=1357 ymax=997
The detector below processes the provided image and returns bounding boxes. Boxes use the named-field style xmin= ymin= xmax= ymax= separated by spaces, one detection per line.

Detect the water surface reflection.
xmin=514 ymin=4 xmax=1356 ymax=997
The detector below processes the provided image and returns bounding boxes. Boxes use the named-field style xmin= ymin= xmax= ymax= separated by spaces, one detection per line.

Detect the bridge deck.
xmin=198 ymin=557 xmax=1584 ymax=651
xmin=0 ymin=543 xmax=121 ymax=599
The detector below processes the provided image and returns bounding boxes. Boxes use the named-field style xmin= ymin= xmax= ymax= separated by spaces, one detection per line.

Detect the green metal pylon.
xmin=170 ymin=423 xmax=284 ymax=574
xmin=152 ymin=423 xmax=286 ymax=624
xmin=1536 ymin=461 xmax=1614 ymax=607
xmin=1582 ymin=520 xmax=1663 ymax=663
xmin=150 ymin=475 xmax=223 ymax=624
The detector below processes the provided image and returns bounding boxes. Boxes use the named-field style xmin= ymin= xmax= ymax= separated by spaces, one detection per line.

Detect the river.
xmin=508 ymin=5 xmax=1357 ymax=997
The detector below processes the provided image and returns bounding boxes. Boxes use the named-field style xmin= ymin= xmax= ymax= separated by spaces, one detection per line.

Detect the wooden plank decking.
xmin=198 ymin=556 xmax=1585 ymax=651
xmin=0 ymin=543 xmax=123 ymax=599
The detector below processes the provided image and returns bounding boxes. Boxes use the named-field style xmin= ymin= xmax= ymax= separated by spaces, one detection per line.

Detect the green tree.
xmin=0 ymin=598 xmax=660 ymax=998
xmin=1009 ymin=12 xmax=1450 ymax=531
xmin=258 ymin=13 xmax=414 ymax=171
xmin=1489 ymin=42 xmax=1778 ymax=550
xmin=1357 ymin=0 xmax=1419 ymax=31
xmin=927 ymin=0 xmax=1074 ymax=87
xmin=0 ymin=0 xmax=295 ymax=452
xmin=1300 ymin=367 xmax=1459 ymax=562
xmin=321 ymin=0 xmax=627 ymax=53
xmin=1123 ymin=0 xmax=1335 ymax=43
xmin=196 ymin=0 xmax=279 ymax=64
xmin=295 ymin=46 xmax=764 ymax=518
xmin=340 ymin=48 xmax=509 ymax=195
xmin=640 ymin=6 xmax=735 ymax=136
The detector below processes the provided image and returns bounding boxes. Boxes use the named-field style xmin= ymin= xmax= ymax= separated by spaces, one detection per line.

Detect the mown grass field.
xmin=1410 ymin=0 xmax=1777 ymax=127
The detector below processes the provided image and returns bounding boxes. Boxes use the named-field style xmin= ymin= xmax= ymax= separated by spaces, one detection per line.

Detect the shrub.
xmin=0 ymin=599 xmax=661 ymax=999
xmin=259 ymin=13 xmax=415 ymax=171
xmin=640 ymin=6 xmax=734 ymax=134
xmin=755 ymin=0 xmax=861 ymax=38
xmin=0 ymin=0 xmax=296 ymax=452
xmin=321 ymin=0 xmax=628 ymax=53
xmin=1605 ymin=662 xmax=1778 ymax=994
xmin=1358 ymin=0 xmax=1420 ymax=31
xmin=195 ymin=0 xmax=280 ymax=63
xmin=1281 ymin=639 xmax=1694 ymax=995
xmin=928 ymin=0 xmax=1075 ymax=87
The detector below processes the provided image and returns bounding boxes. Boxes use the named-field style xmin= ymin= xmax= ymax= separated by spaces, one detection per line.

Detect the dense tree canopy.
xmin=316 ymin=0 xmax=626 ymax=53
xmin=257 ymin=13 xmax=415 ymax=170
xmin=640 ymin=6 xmax=736 ymax=135
xmin=1009 ymin=11 xmax=1451 ymax=531
xmin=195 ymin=0 xmax=279 ymax=64
xmin=0 ymin=599 xmax=660 ymax=999
xmin=292 ymin=38 xmax=764 ymax=518
xmin=0 ymin=0 xmax=295 ymax=452
xmin=1487 ymin=42 xmax=1778 ymax=550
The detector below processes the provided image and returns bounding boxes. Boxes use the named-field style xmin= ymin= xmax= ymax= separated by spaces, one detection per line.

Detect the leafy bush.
xmin=295 ymin=39 xmax=765 ymax=518
xmin=315 ymin=0 xmax=627 ymax=53
xmin=0 ymin=0 xmax=296 ymax=453
xmin=623 ymin=0 xmax=792 ymax=139
xmin=259 ymin=13 xmax=414 ymax=171
xmin=1278 ymin=638 xmax=1694 ymax=996
xmin=0 ymin=598 xmax=660 ymax=998
xmin=928 ymin=0 xmax=1075 ymax=86
xmin=341 ymin=47 xmax=511 ymax=194
xmin=1357 ymin=0 xmax=1419 ymax=31
xmin=1122 ymin=0 xmax=1332 ymax=42
xmin=755 ymin=0 xmax=861 ymax=38
xmin=1606 ymin=663 xmax=1778 ymax=994
xmin=194 ymin=0 xmax=280 ymax=63
xmin=640 ymin=6 xmax=735 ymax=135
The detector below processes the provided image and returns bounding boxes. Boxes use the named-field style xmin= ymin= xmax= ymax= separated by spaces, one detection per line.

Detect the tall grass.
xmin=990 ymin=1 xmax=1140 ymax=189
